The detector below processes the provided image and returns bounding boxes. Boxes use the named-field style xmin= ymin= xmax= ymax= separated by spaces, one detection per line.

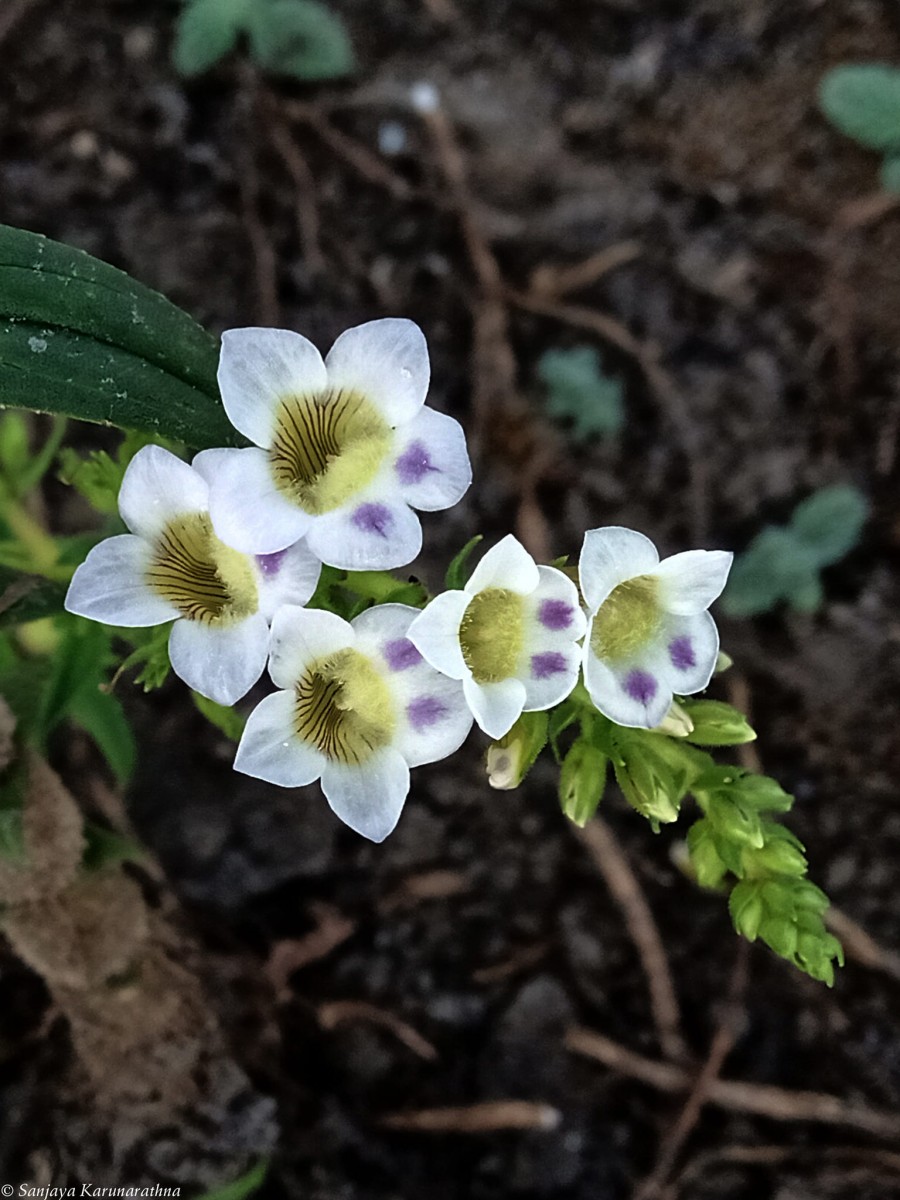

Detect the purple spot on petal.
xmin=255 ymin=550 xmax=286 ymax=577
xmin=352 ymin=503 xmax=393 ymax=538
xmin=538 ymin=598 xmax=574 ymax=631
xmin=384 ymin=637 xmax=422 ymax=671
xmin=531 ymin=651 xmax=568 ymax=679
xmin=625 ymin=669 xmax=657 ymax=705
xmin=407 ymin=695 xmax=447 ymax=731
xmin=669 ymin=636 xmax=696 ymax=671
xmin=396 ymin=439 xmax=440 ymax=486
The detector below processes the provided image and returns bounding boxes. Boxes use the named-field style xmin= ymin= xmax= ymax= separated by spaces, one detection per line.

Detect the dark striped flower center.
xmin=269 ymin=388 xmax=392 ymax=515
xmin=294 ymin=648 xmax=395 ymax=765
xmin=146 ymin=513 xmax=258 ymax=625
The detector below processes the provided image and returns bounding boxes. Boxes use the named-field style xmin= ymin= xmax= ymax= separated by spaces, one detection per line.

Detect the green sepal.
xmin=559 ymin=739 xmax=607 ymax=827
xmin=547 ymin=697 xmax=580 ymax=762
xmin=686 ymin=817 xmax=728 ymax=889
xmin=445 ymin=535 xmax=483 ymax=591
xmin=486 ymin=711 xmax=549 ymax=790
xmin=681 ymin=699 xmax=756 ymax=747
xmin=612 ymin=731 xmax=686 ymax=826
xmin=192 ymin=691 xmax=247 ymax=742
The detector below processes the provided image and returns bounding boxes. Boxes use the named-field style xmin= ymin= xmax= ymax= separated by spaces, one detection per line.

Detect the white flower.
xmin=234 ymin=604 xmax=473 ymax=842
xmin=406 ymin=535 xmax=587 ymax=739
xmin=64 ymin=445 xmax=321 ymax=705
xmin=579 ymin=526 xmax=732 ymax=729
xmin=205 ymin=319 xmax=472 ymax=570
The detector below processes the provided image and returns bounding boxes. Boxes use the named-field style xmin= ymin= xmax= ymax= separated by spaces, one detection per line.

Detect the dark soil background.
xmin=2 ymin=0 xmax=900 ymax=1197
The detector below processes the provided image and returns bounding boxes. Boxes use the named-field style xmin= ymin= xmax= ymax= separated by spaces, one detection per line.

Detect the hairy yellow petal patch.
xmin=269 ymin=388 xmax=392 ymax=515
xmin=146 ymin=513 xmax=258 ymax=625
xmin=590 ymin=573 xmax=661 ymax=661
xmin=294 ymin=648 xmax=395 ymax=765
xmin=459 ymin=587 xmax=525 ymax=684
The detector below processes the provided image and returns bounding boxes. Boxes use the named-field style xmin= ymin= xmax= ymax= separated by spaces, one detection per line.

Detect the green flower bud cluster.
xmin=487 ymin=682 xmax=842 ymax=985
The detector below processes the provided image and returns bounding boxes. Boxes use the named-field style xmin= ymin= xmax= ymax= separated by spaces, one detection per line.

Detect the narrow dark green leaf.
xmin=70 ymin=687 xmax=137 ymax=784
xmin=0 ymin=225 xmax=237 ymax=449
xmin=0 ymin=566 xmax=67 ymax=628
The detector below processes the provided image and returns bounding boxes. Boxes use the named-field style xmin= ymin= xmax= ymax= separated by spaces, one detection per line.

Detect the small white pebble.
xmin=70 ymin=130 xmax=99 ymax=160
xmin=378 ymin=120 xmax=408 ymax=156
xmin=28 ymin=336 xmax=48 ymax=353
xmin=410 ymin=81 xmax=439 ymax=114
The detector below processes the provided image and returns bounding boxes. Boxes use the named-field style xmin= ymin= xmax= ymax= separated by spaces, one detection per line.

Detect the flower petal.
xmin=462 ymin=675 xmax=527 ymax=739
xmin=304 ymin=495 xmax=422 ymax=570
xmin=256 ymin=541 xmax=322 ymax=621
xmin=324 ymin=318 xmax=429 ymax=426
xmin=656 ymin=550 xmax=734 ymax=615
xmin=234 ymin=689 xmax=325 ymax=787
xmin=582 ymin=642 xmax=672 ymax=729
xmin=218 ymin=327 xmax=327 ymax=448
xmin=351 ymin=603 xmax=473 ymax=768
xmin=391 ymin=406 xmax=472 ymax=512
xmin=522 ymin=642 xmax=582 ymax=712
xmin=206 ymin=446 xmax=311 ymax=554
xmin=268 ymin=606 xmax=354 ymax=689
xmin=466 ymin=534 xmax=540 ymax=596
xmin=65 ymin=535 xmax=179 ymax=626
xmin=168 ymin=612 xmax=269 ymax=704
xmin=526 ymin=565 xmax=587 ymax=642
xmin=320 ymin=747 xmax=410 ymax=842
xmin=658 ymin=610 xmax=720 ymax=695
xmin=579 ymin=527 xmax=660 ymax=612
xmin=407 ymin=590 xmax=471 ymax=679
xmin=190 ymin=447 xmax=234 ymax=487
xmin=118 ymin=445 xmax=209 ymax=541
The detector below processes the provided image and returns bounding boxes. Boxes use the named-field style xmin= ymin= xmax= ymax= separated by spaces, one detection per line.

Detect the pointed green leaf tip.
xmin=819 ymin=65 xmax=900 ymax=152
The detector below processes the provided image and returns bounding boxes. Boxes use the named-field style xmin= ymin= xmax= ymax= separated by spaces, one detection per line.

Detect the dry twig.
xmin=574 ymin=820 xmax=688 ymax=1064
xmin=632 ymin=944 xmax=749 ymax=1200
xmin=265 ymin=903 xmax=355 ymax=999
xmin=318 ymin=1000 xmax=439 ymax=1061
xmin=260 ymin=92 xmax=326 ymax=279
xmin=529 ymin=242 xmax=643 ymax=298
xmin=379 ymin=1100 xmax=561 ymax=1133
xmin=284 ymin=101 xmax=415 ymax=201
xmin=566 ymin=1026 xmax=900 ymax=1139
xmin=234 ymin=86 xmax=280 ymax=326
xmin=668 ymin=1142 xmax=900 ymax=1199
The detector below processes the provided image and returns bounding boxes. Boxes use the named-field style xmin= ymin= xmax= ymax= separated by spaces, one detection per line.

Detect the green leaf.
xmin=819 ymin=65 xmax=900 ymax=152
xmin=0 ymin=224 xmax=236 ymax=449
xmin=69 ymin=686 xmax=137 ymax=784
xmin=82 ymin=821 xmax=145 ymax=871
xmin=248 ymin=0 xmax=355 ymax=80
xmin=722 ymin=527 xmax=818 ymax=617
xmin=192 ymin=691 xmax=247 ymax=741
xmin=788 ymin=484 xmax=868 ymax=568
xmin=172 ymin=0 xmax=248 ymax=77
xmin=612 ymin=735 xmax=683 ymax=826
xmin=0 ymin=807 xmax=24 ymax=862
xmin=38 ymin=620 xmax=111 ymax=742
xmin=682 ymin=700 xmax=757 ymax=747
xmin=559 ymin=739 xmax=607 ymax=827
xmin=881 ymin=152 xmax=900 ymax=193
xmin=445 ymin=535 xmax=483 ymax=591
xmin=194 ymin=1161 xmax=269 ymax=1200
xmin=538 ymin=346 xmax=625 ymax=442
xmin=729 ymin=879 xmax=764 ymax=941
xmin=0 ymin=566 xmax=67 ymax=628
xmin=58 ymin=430 xmax=162 ymax=516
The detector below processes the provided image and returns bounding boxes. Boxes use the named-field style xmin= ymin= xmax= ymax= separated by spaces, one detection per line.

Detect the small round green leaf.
xmin=819 ymin=65 xmax=900 ymax=152
xmin=248 ymin=0 xmax=355 ymax=81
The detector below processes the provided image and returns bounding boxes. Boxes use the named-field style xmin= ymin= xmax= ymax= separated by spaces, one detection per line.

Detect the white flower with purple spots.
xmin=234 ymin=604 xmax=472 ymax=842
xmin=579 ymin=526 xmax=732 ymax=729
xmin=65 ymin=445 xmax=321 ymax=705
xmin=203 ymin=319 xmax=471 ymax=570
xmin=406 ymin=535 xmax=587 ymax=740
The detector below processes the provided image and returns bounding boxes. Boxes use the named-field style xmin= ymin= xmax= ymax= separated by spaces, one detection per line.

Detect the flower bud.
xmin=652 ymin=701 xmax=694 ymax=738
xmin=485 ymin=711 xmax=549 ymax=791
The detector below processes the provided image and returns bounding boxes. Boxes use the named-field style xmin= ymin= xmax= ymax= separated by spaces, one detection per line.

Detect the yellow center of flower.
xmin=269 ymin=388 xmax=392 ymax=515
xmin=146 ymin=513 xmax=258 ymax=626
xmin=293 ymin=648 xmax=395 ymax=765
xmin=459 ymin=588 xmax=525 ymax=684
xmin=590 ymin=573 xmax=661 ymax=661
